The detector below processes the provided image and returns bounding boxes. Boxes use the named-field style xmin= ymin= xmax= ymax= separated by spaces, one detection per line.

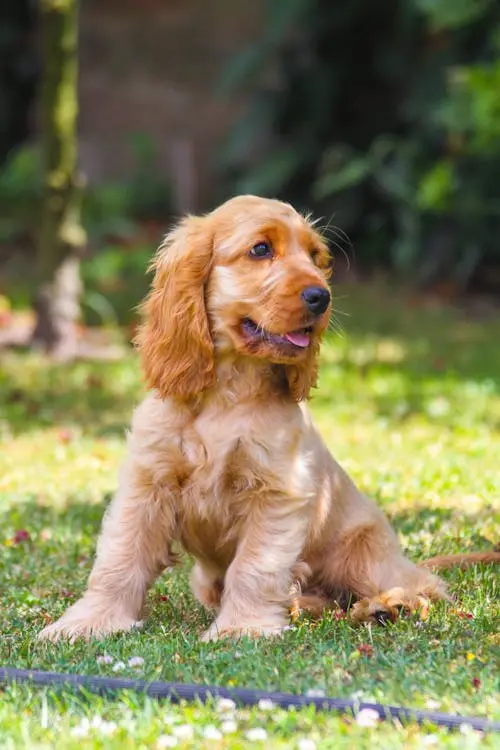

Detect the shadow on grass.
xmin=334 ymin=283 xmax=500 ymax=383
xmin=388 ymin=505 xmax=497 ymax=555
xmin=0 ymin=354 xmax=142 ymax=437
xmin=315 ymin=284 xmax=500 ymax=427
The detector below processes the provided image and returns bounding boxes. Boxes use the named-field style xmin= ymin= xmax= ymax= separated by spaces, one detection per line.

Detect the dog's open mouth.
xmin=241 ymin=318 xmax=312 ymax=349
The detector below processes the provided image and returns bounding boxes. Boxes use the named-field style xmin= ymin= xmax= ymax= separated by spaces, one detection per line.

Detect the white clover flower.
xmin=96 ymin=654 xmax=113 ymax=665
xmin=70 ymin=718 xmax=90 ymax=737
xmin=172 ymin=724 xmax=194 ymax=739
xmin=355 ymin=708 xmax=380 ymax=728
xmin=112 ymin=661 xmax=126 ymax=672
xmin=459 ymin=723 xmax=477 ymax=736
xmin=157 ymin=735 xmax=178 ymax=748
xmin=245 ymin=727 xmax=268 ymax=741
xmin=216 ymin=697 xmax=236 ymax=713
xmin=421 ymin=737 xmax=439 ymax=747
xmin=90 ymin=716 xmax=117 ymax=735
xmin=305 ymin=688 xmax=325 ymax=698
xmin=258 ymin=698 xmax=275 ymax=711
xmin=99 ymin=720 xmax=117 ymax=736
xmin=128 ymin=656 xmax=144 ymax=668
xmin=203 ymin=726 xmax=223 ymax=740
xmin=221 ymin=719 xmax=238 ymax=734
xmin=298 ymin=739 xmax=317 ymax=750
xmin=426 ymin=699 xmax=440 ymax=710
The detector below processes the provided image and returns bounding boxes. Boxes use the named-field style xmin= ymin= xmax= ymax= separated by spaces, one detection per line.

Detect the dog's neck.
xmin=208 ymin=356 xmax=292 ymax=406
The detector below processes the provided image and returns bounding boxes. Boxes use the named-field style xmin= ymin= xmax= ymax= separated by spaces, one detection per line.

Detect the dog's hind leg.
xmin=303 ymin=516 xmax=448 ymax=625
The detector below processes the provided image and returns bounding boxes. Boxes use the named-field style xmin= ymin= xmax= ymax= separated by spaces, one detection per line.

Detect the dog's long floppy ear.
xmin=285 ymin=339 xmax=321 ymax=402
xmin=135 ymin=215 xmax=215 ymax=400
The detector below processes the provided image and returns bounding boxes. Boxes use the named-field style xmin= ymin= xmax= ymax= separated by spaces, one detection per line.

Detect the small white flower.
xmin=203 ymin=726 xmax=223 ymax=740
xmin=245 ymin=727 xmax=268 ymax=741
xmin=258 ymin=698 xmax=275 ymax=711
xmin=426 ymin=397 xmax=450 ymax=418
xmin=157 ymin=735 xmax=179 ymax=748
xmin=90 ymin=716 xmax=117 ymax=735
xmin=355 ymin=708 xmax=380 ymax=728
xmin=71 ymin=718 xmax=90 ymax=737
xmin=234 ymin=651 xmax=242 ymax=658
xmin=421 ymin=736 xmax=439 ymax=747
xmin=163 ymin=714 xmax=177 ymax=725
xmin=128 ymin=656 xmax=144 ymax=668
xmin=298 ymin=739 xmax=317 ymax=750
xmin=221 ymin=719 xmax=238 ymax=734
xmin=459 ymin=723 xmax=476 ymax=736
xmin=71 ymin=726 xmax=89 ymax=737
xmin=426 ymin=699 xmax=440 ymax=710
xmin=305 ymin=688 xmax=325 ymax=698
xmin=172 ymin=724 xmax=194 ymax=740
xmin=216 ymin=697 xmax=236 ymax=713
xmin=96 ymin=655 xmax=113 ymax=665
xmin=100 ymin=721 xmax=117 ymax=736
xmin=112 ymin=661 xmax=126 ymax=672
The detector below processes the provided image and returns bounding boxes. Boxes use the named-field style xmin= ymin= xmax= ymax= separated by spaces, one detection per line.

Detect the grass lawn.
xmin=1 ymin=283 xmax=499 ymax=749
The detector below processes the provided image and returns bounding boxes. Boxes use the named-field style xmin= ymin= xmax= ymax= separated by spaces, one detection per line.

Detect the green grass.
xmin=1 ymin=283 xmax=499 ymax=749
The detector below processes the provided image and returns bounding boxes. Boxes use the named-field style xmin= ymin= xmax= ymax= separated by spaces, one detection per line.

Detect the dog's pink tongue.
xmin=284 ymin=330 xmax=310 ymax=348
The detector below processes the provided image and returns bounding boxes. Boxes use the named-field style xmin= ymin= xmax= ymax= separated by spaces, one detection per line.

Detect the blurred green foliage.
xmin=0 ymin=133 xmax=173 ymax=244
xmin=0 ymin=134 xmax=166 ymax=326
xmin=219 ymin=0 xmax=500 ymax=287
xmin=81 ymin=244 xmax=152 ymax=327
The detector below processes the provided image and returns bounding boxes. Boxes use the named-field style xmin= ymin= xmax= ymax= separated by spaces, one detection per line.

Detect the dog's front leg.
xmin=202 ymin=495 xmax=310 ymax=641
xmin=38 ymin=460 xmax=176 ymax=643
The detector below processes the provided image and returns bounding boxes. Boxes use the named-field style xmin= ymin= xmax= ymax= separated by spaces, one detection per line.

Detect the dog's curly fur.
xmin=39 ymin=195 xmax=499 ymax=643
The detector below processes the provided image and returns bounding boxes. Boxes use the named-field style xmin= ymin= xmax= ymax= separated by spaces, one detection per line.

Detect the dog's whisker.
xmin=327 ymin=315 xmax=346 ymax=338
xmin=316 ymin=217 xmax=353 ymax=273
xmin=319 ymin=218 xmax=352 ymax=247
xmin=331 ymin=307 xmax=351 ymax=318
xmin=329 ymin=241 xmax=353 ymax=272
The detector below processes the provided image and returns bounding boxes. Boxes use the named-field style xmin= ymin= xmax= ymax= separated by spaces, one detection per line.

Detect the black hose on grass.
xmin=1 ymin=667 xmax=499 ymax=733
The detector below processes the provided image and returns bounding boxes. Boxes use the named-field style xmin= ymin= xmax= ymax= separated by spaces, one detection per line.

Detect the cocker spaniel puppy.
xmin=39 ymin=195 xmax=499 ymax=643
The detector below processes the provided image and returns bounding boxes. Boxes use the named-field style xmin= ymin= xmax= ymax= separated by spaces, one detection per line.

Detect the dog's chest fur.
xmin=132 ymin=392 xmax=320 ymax=570
xmin=174 ymin=400 xmax=307 ymax=566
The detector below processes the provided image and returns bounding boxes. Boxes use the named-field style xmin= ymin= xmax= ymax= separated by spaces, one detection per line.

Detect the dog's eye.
xmin=249 ymin=242 xmax=273 ymax=259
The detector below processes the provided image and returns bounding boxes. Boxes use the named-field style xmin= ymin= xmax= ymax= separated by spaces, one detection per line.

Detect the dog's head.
xmin=136 ymin=195 xmax=332 ymax=402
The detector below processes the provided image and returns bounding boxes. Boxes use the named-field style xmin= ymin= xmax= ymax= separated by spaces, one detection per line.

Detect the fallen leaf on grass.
xmin=13 ymin=530 xmax=31 ymax=544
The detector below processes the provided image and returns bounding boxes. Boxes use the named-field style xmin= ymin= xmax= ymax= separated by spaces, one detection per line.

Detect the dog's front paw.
xmin=350 ymin=587 xmax=431 ymax=625
xmin=38 ymin=599 xmax=143 ymax=643
xmin=201 ymin=620 xmax=287 ymax=643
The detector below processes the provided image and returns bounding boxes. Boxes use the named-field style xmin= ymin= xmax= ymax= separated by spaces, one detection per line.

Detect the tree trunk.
xmin=32 ymin=0 xmax=86 ymax=359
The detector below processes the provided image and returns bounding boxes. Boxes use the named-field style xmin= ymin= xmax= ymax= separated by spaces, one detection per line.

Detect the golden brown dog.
xmin=38 ymin=195 xmax=499 ymax=643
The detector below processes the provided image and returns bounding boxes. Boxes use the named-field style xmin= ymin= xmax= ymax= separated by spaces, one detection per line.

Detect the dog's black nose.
xmin=301 ymin=286 xmax=330 ymax=315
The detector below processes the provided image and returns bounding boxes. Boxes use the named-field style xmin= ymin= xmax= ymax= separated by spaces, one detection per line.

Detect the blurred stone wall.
xmin=78 ymin=0 xmax=263 ymax=211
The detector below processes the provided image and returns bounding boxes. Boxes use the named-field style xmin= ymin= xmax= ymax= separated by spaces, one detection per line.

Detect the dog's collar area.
xmin=241 ymin=318 xmax=312 ymax=349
